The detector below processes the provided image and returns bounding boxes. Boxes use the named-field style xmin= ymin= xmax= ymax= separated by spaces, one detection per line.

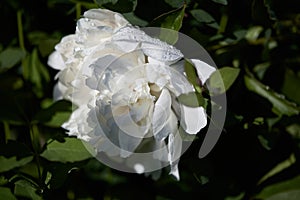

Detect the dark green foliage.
xmin=0 ymin=0 xmax=300 ymax=199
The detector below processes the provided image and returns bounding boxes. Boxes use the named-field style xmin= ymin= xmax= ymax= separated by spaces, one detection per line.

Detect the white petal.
xmin=47 ymin=52 xmax=65 ymax=70
xmin=169 ymin=163 xmax=180 ymax=180
xmin=168 ymin=132 xmax=182 ymax=180
xmin=83 ymin=9 xmax=129 ymax=28
xmin=190 ymin=59 xmax=216 ymax=83
xmin=118 ymin=129 xmax=144 ymax=158
xmin=53 ymin=82 xmax=67 ymax=101
xmin=152 ymin=89 xmax=174 ymax=140
xmin=180 ymin=105 xmax=207 ymax=134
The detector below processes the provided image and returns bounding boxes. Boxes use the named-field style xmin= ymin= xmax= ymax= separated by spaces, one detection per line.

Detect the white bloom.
xmin=48 ymin=8 xmax=215 ymax=180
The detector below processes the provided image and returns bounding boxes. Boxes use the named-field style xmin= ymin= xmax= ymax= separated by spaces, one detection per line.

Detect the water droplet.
xmin=265 ymin=86 xmax=270 ymax=90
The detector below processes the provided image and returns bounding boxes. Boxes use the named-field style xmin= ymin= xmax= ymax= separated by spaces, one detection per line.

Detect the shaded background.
xmin=0 ymin=0 xmax=300 ymax=199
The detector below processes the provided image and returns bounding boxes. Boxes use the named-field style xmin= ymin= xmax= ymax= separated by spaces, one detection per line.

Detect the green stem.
xmin=218 ymin=13 xmax=228 ymax=34
xmin=17 ymin=10 xmax=25 ymax=51
xmin=76 ymin=3 xmax=82 ymax=20
xmin=3 ymin=121 xmax=11 ymax=143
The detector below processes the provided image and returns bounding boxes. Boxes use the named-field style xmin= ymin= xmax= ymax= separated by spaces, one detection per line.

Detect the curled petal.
xmin=180 ymin=105 xmax=207 ymax=134
xmin=190 ymin=59 xmax=216 ymax=83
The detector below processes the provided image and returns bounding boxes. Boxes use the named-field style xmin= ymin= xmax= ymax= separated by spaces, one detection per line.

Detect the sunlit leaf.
xmin=244 ymin=75 xmax=300 ymax=116
xmin=0 ymin=48 xmax=26 ymax=73
xmin=255 ymin=175 xmax=300 ymax=200
xmin=41 ymin=138 xmax=96 ymax=163
xmin=14 ymin=179 xmax=41 ymax=200
xmin=209 ymin=67 xmax=240 ymax=94
xmin=0 ymin=187 xmax=17 ymax=200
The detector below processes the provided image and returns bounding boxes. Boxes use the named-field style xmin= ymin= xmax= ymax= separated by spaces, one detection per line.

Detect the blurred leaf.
xmin=33 ymin=100 xmax=72 ymax=127
xmin=23 ymin=48 xmax=50 ymax=97
xmin=41 ymin=138 xmax=96 ymax=163
xmin=0 ymin=48 xmax=26 ymax=73
xmin=225 ymin=193 xmax=245 ymax=200
xmin=253 ymin=62 xmax=270 ymax=80
xmin=190 ymin=9 xmax=219 ymax=29
xmin=245 ymin=26 xmax=263 ymax=41
xmin=0 ymin=74 xmax=23 ymax=91
xmin=0 ymin=156 xmax=33 ymax=173
xmin=264 ymin=0 xmax=277 ymax=20
xmin=258 ymin=154 xmax=296 ymax=184
xmin=209 ymin=67 xmax=240 ymax=94
xmin=184 ymin=59 xmax=202 ymax=93
xmin=123 ymin=12 xmax=148 ymax=26
xmin=0 ymin=187 xmax=17 ymax=200
xmin=14 ymin=179 xmax=41 ymax=200
xmin=0 ymin=176 xmax=8 ymax=186
xmin=0 ymin=90 xmax=37 ymax=125
xmin=164 ymin=0 xmax=187 ymax=8
xmin=286 ymin=124 xmax=300 ymax=139
xmin=244 ymin=75 xmax=300 ymax=116
xmin=211 ymin=0 xmax=228 ymax=5
xmin=178 ymin=92 xmax=205 ymax=107
xmin=282 ymin=69 xmax=300 ymax=105
xmin=27 ymin=31 xmax=60 ymax=57
xmin=255 ymin=175 xmax=300 ymax=200
xmin=95 ymin=0 xmax=137 ymax=13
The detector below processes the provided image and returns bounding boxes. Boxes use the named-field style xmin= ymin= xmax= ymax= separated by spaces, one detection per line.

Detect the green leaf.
xmin=211 ymin=0 xmax=228 ymax=5
xmin=0 ymin=48 xmax=26 ymax=73
xmin=244 ymin=75 xmax=300 ymax=116
xmin=209 ymin=67 xmax=240 ymax=94
xmin=164 ymin=0 xmax=187 ymax=8
xmin=14 ymin=179 xmax=42 ymax=200
xmin=245 ymin=26 xmax=263 ymax=41
xmin=0 ymin=187 xmax=17 ymax=200
xmin=282 ymin=69 xmax=300 ymax=105
xmin=0 ymin=156 xmax=33 ymax=173
xmin=123 ymin=12 xmax=148 ymax=26
xmin=41 ymin=138 xmax=96 ymax=163
xmin=255 ymin=175 xmax=300 ymax=200
xmin=0 ymin=141 xmax=33 ymax=172
xmin=190 ymin=9 xmax=219 ymax=29
xmin=33 ymin=100 xmax=73 ymax=127
xmin=152 ymin=5 xmax=186 ymax=30
xmin=178 ymin=92 xmax=205 ymax=107
xmin=184 ymin=59 xmax=202 ymax=93
xmin=151 ymin=5 xmax=186 ymax=44
xmin=95 ymin=0 xmax=137 ymax=13
xmin=258 ymin=154 xmax=296 ymax=184
xmin=23 ymin=48 xmax=50 ymax=97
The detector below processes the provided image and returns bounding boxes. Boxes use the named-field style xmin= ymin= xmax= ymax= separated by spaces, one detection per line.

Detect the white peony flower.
xmin=48 ymin=8 xmax=215 ymax=180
